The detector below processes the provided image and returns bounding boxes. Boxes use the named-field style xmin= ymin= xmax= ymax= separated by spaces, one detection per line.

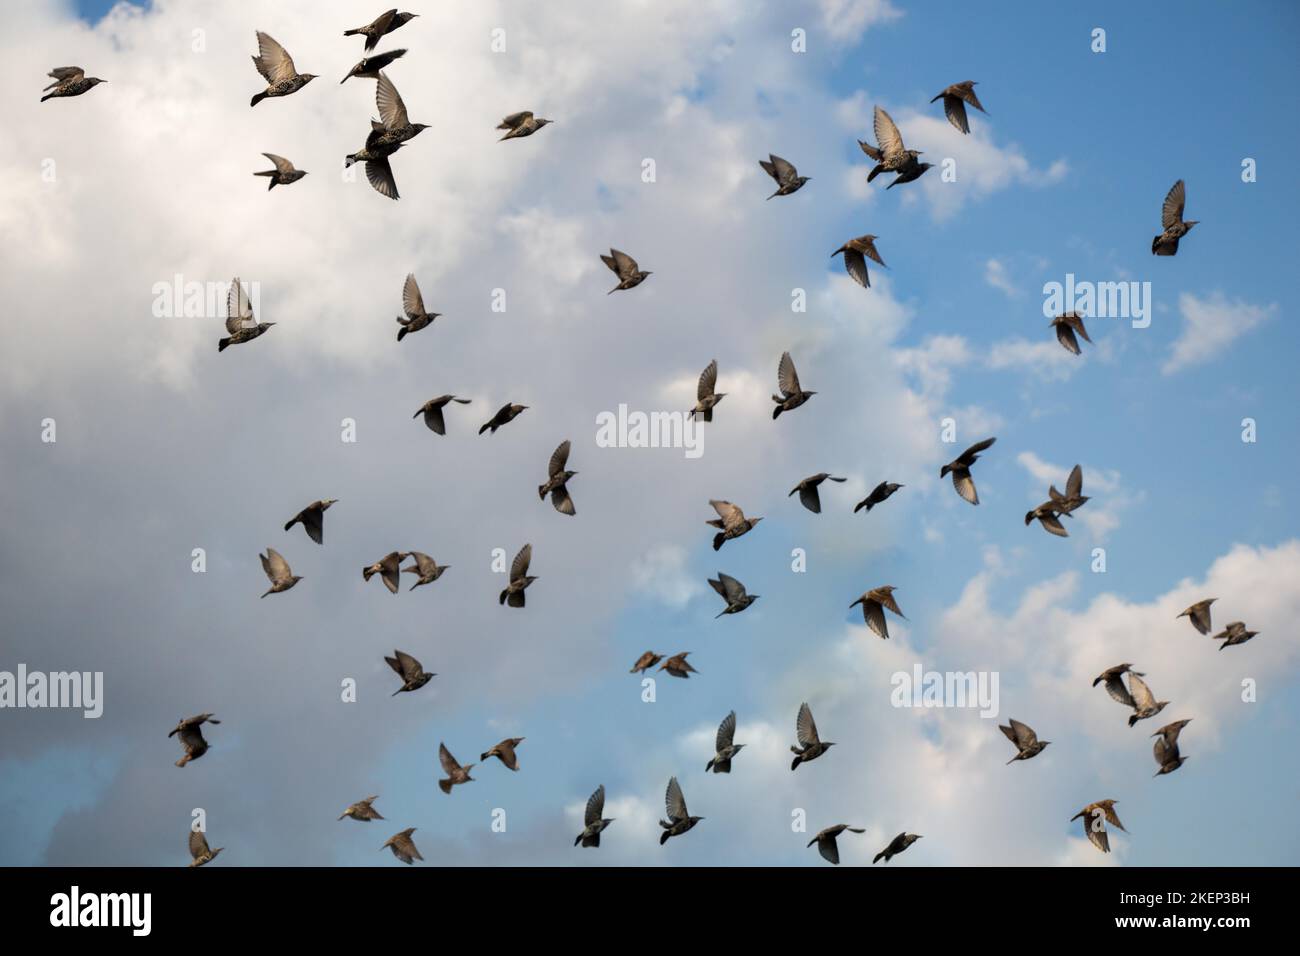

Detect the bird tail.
xmin=479 ymin=422 xmax=491 ymax=435
xmin=438 ymin=778 xmax=452 ymax=795
xmin=703 ymin=409 xmax=712 ymax=423
xmin=218 ymin=337 xmax=232 ymax=352
xmin=40 ymin=92 xmax=56 ymax=102
xmin=790 ymin=755 xmax=802 ymax=771
xmin=250 ymin=91 xmax=267 ymax=107
xmin=283 ymin=519 xmax=297 ymax=532
xmin=659 ymin=831 xmax=671 ymax=846
xmin=498 ymin=589 xmax=508 ymax=605
xmin=712 ymin=533 xmax=725 ymax=551
xmin=873 ymin=852 xmax=886 ymax=864
xmin=1128 ymin=714 xmax=1139 ymax=727
xmin=397 ymin=327 xmax=407 ymax=341
xmin=867 ymin=165 xmax=883 ymax=183
xmin=343 ymin=27 xmax=363 ymax=36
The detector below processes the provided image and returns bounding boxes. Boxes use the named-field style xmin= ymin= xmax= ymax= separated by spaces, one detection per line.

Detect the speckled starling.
xmin=345 ymin=133 xmax=404 ymax=200
xmin=706 ymin=499 xmax=763 ymax=551
xmin=1152 ymin=180 xmax=1198 ymax=256
xmin=1071 ymin=800 xmax=1125 ymax=854
xmin=873 ymin=832 xmax=921 ymax=864
xmin=759 ymin=154 xmax=811 ymax=199
xmin=630 ymin=651 xmax=663 ymax=674
xmin=940 ymin=437 xmax=996 ymax=505
xmin=498 ymin=111 xmax=553 ymax=140
xmin=481 ymin=738 xmax=525 ymax=771
xmin=345 ymin=9 xmax=418 ymax=51
xmin=1126 ymin=673 xmax=1169 ymax=727
xmin=1094 ymin=663 xmax=1143 ymax=708
xmin=851 ymin=585 xmax=905 ymax=639
xmin=284 ymin=499 xmax=337 ymax=545
xmin=414 ymin=394 xmax=470 ymax=434
xmin=1000 ymin=719 xmax=1050 ymax=764
xmin=438 ymin=743 xmax=475 ymax=794
xmin=575 ymin=785 xmax=615 ymax=848
xmin=339 ymin=795 xmax=384 ymax=822
xmin=772 ymin=351 xmax=816 ymax=419
xmin=1177 ymin=599 xmax=1216 ymax=636
xmin=1152 ymin=719 xmax=1191 ymax=776
xmin=249 ymin=32 xmax=316 ymax=107
xmin=254 ymin=153 xmax=307 ymax=190
xmin=499 ymin=543 xmax=537 ymax=608
xmin=480 ymin=402 xmax=528 ymax=435
xmin=1051 ymin=312 xmax=1093 ymax=355
xmin=259 ymin=547 xmax=301 ymax=597
xmin=690 ymin=359 xmax=725 ymax=422
xmin=658 ymin=776 xmax=703 ymax=844
xmin=832 ymin=235 xmax=886 ymax=289
xmin=859 ymin=106 xmax=930 ymax=188
xmin=855 ymin=480 xmax=903 ymax=513
xmin=396 ymin=273 xmax=439 ymax=341
xmin=709 ymin=572 xmax=758 ymax=618
xmin=659 ymin=652 xmax=697 ymax=679
xmin=600 ymin=249 xmax=651 ymax=294
xmin=385 ymin=649 xmax=435 ymax=696
xmin=402 ymin=552 xmax=449 ymax=590
xmin=1212 ymin=620 xmax=1258 ymax=650
xmin=220 ymin=277 xmax=275 ymax=352
xmin=705 ymin=710 xmax=744 ymax=773
xmin=363 ymin=551 xmax=408 ymax=594
xmin=790 ymin=473 xmax=847 ymax=514
xmin=539 ymin=440 xmax=577 ymax=515
xmin=381 ymin=827 xmax=422 ymax=864
xmin=188 ymin=829 xmax=223 ymax=867
xmin=40 ymin=66 xmax=106 ymax=102
xmin=931 ymin=81 xmax=987 ymax=134
xmin=790 ymin=702 xmax=834 ymax=770
xmin=340 ymin=48 xmax=406 ymax=84
xmin=370 ymin=72 xmax=429 ymax=148
xmin=1024 ymin=502 xmax=1067 ymax=537
xmin=169 ymin=713 xmax=220 ymax=768
xmin=809 ymin=824 xmax=865 ymax=865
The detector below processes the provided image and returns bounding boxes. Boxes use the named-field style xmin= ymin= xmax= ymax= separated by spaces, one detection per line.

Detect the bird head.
xmin=1184 ymin=220 xmax=1199 ymax=232
xmin=323 ymin=499 xmax=338 ymax=509
xmin=89 ymin=78 xmax=107 ymax=86
xmin=301 ymin=74 xmax=319 ymax=84
xmin=797 ymin=176 xmax=812 ymax=187
xmin=749 ymin=516 xmax=764 ymax=527
xmin=537 ymin=118 xmax=553 ymax=127
xmin=917 ymin=162 xmax=935 ymax=173
xmin=258 ymin=321 xmax=276 ymax=331
xmin=805 ymin=390 xmax=818 ymax=397
xmin=715 ymin=391 xmax=728 ymax=400
xmin=290 ymin=575 xmax=303 ymax=585
xmin=824 ymin=741 xmax=837 ymax=749
xmin=412 ymin=123 xmax=431 ymax=133
xmin=210 ymin=847 xmax=224 ymax=860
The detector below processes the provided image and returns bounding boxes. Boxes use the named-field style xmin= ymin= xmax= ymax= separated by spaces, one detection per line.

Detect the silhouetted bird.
xmin=855 ymin=481 xmax=903 ymax=513
xmin=188 ymin=830 xmax=223 ymax=867
xmin=706 ymin=499 xmax=763 ymax=551
xmin=169 ymin=713 xmax=220 ymax=768
xmin=705 ymin=710 xmax=745 ymax=773
xmin=249 ymin=32 xmax=316 ymax=107
xmin=832 ymin=235 xmax=886 ymax=288
xmin=363 ymin=552 xmax=407 ymax=594
xmin=1127 ymin=674 xmax=1169 ymax=727
xmin=660 ymin=652 xmax=697 ymax=679
xmin=339 ymin=796 xmax=384 ymax=822
xmin=809 ymin=824 xmax=865 ymax=865
xmin=1071 ymin=800 xmax=1125 ymax=854
xmin=790 ymin=473 xmax=847 ymax=514
xmin=860 ymin=106 xmax=926 ymax=187
xmin=940 ymin=437 xmax=996 ymax=505
xmin=1051 ymin=312 xmax=1093 ymax=355
xmin=480 ymin=403 xmax=528 ymax=435
xmin=381 ymin=827 xmax=422 ymax=864
xmin=254 ymin=153 xmax=307 ymax=190
xmin=575 ymin=785 xmax=615 ymax=847
xmin=396 ymin=273 xmax=439 ymax=341
xmin=873 ymin=832 xmax=921 ymax=864
xmin=371 ymin=73 xmax=429 ymax=148
xmin=345 ymin=9 xmax=418 ymax=51
xmin=481 ymin=738 xmax=525 ymax=771
xmin=659 ymin=776 xmax=703 ymax=844
xmin=438 ymin=743 xmax=475 ymax=794
xmin=1000 ymin=719 xmax=1050 ymax=764
xmin=402 ymin=552 xmax=449 ymax=590
xmin=709 ymin=572 xmax=758 ymax=618
xmin=1094 ymin=663 xmax=1143 ymax=708
xmin=284 ymin=499 xmax=337 ymax=545
xmin=340 ymin=48 xmax=406 ymax=83
xmin=498 ymin=111 xmax=552 ymax=140
xmin=851 ymin=585 xmax=905 ymax=639
xmin=690 ymin=359 xmax=725 ymax=421
xmin=1024 ymin=502 xmax=1067 ymax=537
xmin=630 ymin=651 xmax=663 ymax=674
xmin=1177 ymin=599 xmax=1216 ymax=636
xmin=539 ymin=440 xmax=577 ymax=515
xmin=220 ymin=277 xmax=274 ymax=352
xmin=499 ymin=543 xmax=537 ymax=608
xmin=790 ymin=702 xmax=834 ymax=770
xmin=344 ymin=135 xmax=403 ymax=200
xmin=41 ymin=66 xmax=106 ymax=102
xmin=1152 ymin=180 xmax=1198 ymax=256
xmin=414 ymin=394 xmax=470 ymax=434
xmin=1152 ymin=719 xmax=1191 ymax=776
xmin=385 ymin=650 xmax=434 ymax=696
xmin=1049 ymin=464 xmax=1089 ymax=516
xmin=600 ymin=248 xmax=652 ymax=293
xmin=887 ymin=159 xmax=934 ymax=188
xmin=1212 ymin=620 xmax=1258 ymax=650
xmin=259 ymin=548 xmax=301 ymax=597
xmin=759 ymin=154 xmax=811 ymax=199
xmin=931 ymin=80 xmax=987 ymax=134
xmin=772 ymin=351 xmax=816 ymax=419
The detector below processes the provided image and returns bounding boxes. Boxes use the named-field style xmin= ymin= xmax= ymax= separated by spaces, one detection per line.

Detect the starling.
xmin=385 ymin=650 xmax=435 ymax=696
xmin=345 ymin=9 xmax=418 ymax=51
xmin=790 ymin=473 xmax=847 ymax=514
xmin=706 ymin=499 xmax=763 ymax=551
xmin=253 ymin=153 xmax=307 ymax=190
xmin=855 ymin=481 xmax=903 ymax=513
xmin=658 ymin=776 xmax=703 ymax=844
xmin=1152 ymin=719 xmax=1191 ymax=776
xmin=1151 ymin=180 xmax=1198 ymax=256
xmin=1070 ymin=800 xmax=1125 ymax=854
xmin=401 ymin=551 xmax=449 ymax=590
xmin=481 ymin=737 xmax=525 ymax=771
xmin=575 ymin=785 xmax=615 ymax=848
xmin=600 ymin=249 xmax=652 ymax=294
xmin=437 ymin=743 xmax=475 ymax=794
xmin=1051 ymin=312 xmax=1093 ymax=356
xmin=249 ymin=32 xmax=317 ymax=107
xmin=344 ymin=135 xmax=404 ymax=200
xmin=396 ymin=273 xmax=440 ymax=341
xmin=480 ymin=402 xmax=528 ymax=435
xmin=771 ymin=351 xmax=816 ymax=419
xmin=999 ymin=719 xmax=1050 ymax=764
xmin=539 ymin=440 xmax=577 ymax=516
xmin=931 ymin=80 xmax=987 ymax=134
xmin=498 ymin=111 xmax=553 ymax=140
xmin=40 ymin=66 xmax=106 ymax=102
xmin=832 ymin=235 xmax=886 ymax=289
xmin=859 ymin=106 xmax=931 ymax=188
xmin=851 ymin=585 xmax=906 ymax=639
xmin=809 ymin=824 xmax=865 ymax=865
xmin=1126 ymin=673 xmax=1170 ymax=727
xmin=1212 ymin=620 xmax=1258 ymax=650
xmin=188 ymin=829 xmax=224 ymax=867
xmin=340 ymin=48 xmax=406 ymax=84
xmin=689 ymin=359 xmax=725 ymax=422
xmin=363 ymin=552 xmax=407 ymax=595
xmin=219 ymin=277 xmax=274 ymax=352
xmin=1024 ymin=503 xmax=1067 ymax=538
xmin=940 ymin=437 xmax=996 ymax=505
xmin=169 ymin=713 xmax=220 ymax=768
xmin=709 ymin=572 xmax=758 ymax=618
xmin=259 ymin=547 xmax=301 ymax=597
xmin=790 ymin=702 xmax=834 ymax=770
xmin=886 ymin=160 xmax=934 ymax=189
xmin=629 ymin=651 xmax=663 ymax=674
xmin=499 ymin=543 xmax=537 ymax=608
xmin=659 ymin=652 xmax=697 ymax=679
xmin=705 ymin=710 xmax=745 ymax=773
xmin=339 ymin=796 xmax=384 ymax=822
xmin=1177 ymin=599 xmax=1216 ymax=636
xmin=414 ymin=394 xmax=470 ymax=434
xmin=371 ymin=73 xmax=430 ymax=149
xmin=873 ymin=832 xmax=922 ymax=864
xmin=1093 ymin=663 xmax=1143 ymax=708
xmin=758 ymin=154 xmax=811 ymax=199
xmin=284 ymin=499 xmax=337 ymax=545
xmin=1049 ymin=464 xmax=1090 ymax=516
xmin=381 ymin=827 xmax=422 ymax=864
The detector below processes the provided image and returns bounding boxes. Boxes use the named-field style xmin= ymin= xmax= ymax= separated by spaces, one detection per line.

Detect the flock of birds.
xmin=39 ymin=8 xmax=1253 ymax=868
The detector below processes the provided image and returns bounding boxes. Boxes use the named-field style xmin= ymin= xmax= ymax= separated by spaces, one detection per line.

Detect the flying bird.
xmin=859 ymin=106 xmax=931 ymax=187
xmin=1152 ymin=719 xmax=1192 ymax=776
xmin=345 ymin=9 xmax=418 ymax=51
xmin=790 ymin=473 xmax=847 ymax=514
xmin=931 ymin=80 xmax=988 ymax=134
xmin=659 ymin=652 xmax=697 ymax=679
xmin=401 ymin=552 xmax=449 ymax=590
xmin=772 ymin=351 xmax=816 ymax=419
xmin=759 ymin=154 xmax=811 ymax=199
xmin=188 ymin=830 xmax=223 ymax=867
xmin=940 ymin=437 xmax=997 ymax=505
xmin=689 ymin=359 xmax=725 ymax=422
xmin=481 ymin=738 xmax=525 ymax=771
xmin=169 ymin=713 xmax=220 ymax=768
xmin=385 ymin=650 xmax=435 ymax=696
xmin=1212 ymin=620 xmax=1258 ymax=650
xmin=480 ymin=402 xmax=528 ymax=435
xmin=1093 ymin=663 xmax=1143 ymax=708
xmin=600 ymin=248 xmax=652 ymax=294
xmin=706 ymin=710 xmax=745 ymax=773
xmin=809 ymin=824 xmax=866 ymax=865
xmin=414 ymin=395 xmax=471 ymax=434
xmin=629 ymin=651 xmax=663 ymax=674
xmin=1126 ymin=673 xmax=1170 ymax=727
xmin=1024 ymin=502 xmax=1067 ymax=538
xmin=340 ymin=48 xmax=406 ymax=84
xmin=790 ymin=702 xmax=834 ymax=770
xmin=284 ymin=499 xmax=337 ymax=545
xmin=1152 ymin=179 xmax=1198 ymax=256
xmin=438 ymin=743 xmax=475 ymax=794
xmin=396 ymin=273 xmax=440 ymax=340
xmin=659 ymin=776 xmax=703 ymax=844
xmin=259 ymin=547 xmax=301 ymax=597
xmin=381 ymin=827 xmax=422 ymax=864
xmin=363 ymin=552 xmax=407 ymax=595
xmin=344 ymin=135 xmax=404 ymax=200
xmin=220 ymin=277 xmax=274 ymax=352
xmin=253 ymin=153 xmax=307 ymax=190
xmin=575 ymin=785 xmax=615 ymax=848
xmin=249 ymin=32 xmax=316 ymax=107
xmin=498 ymin=111 xmax=553 ymax=140
xmin=709 ymin=572 xmax=758 ymax=618
xmin=832 ymin=235 xmax=886 ymax=288
xmin=371 ymin=73 xmax=429 ymax=147
xmin=338 ymin=796 xmax=384 ymax=822
xmin=706 ymin=499 xmax=763 ymax=551
xmin=1051 ymin=312 xmax=1093 ymax=356
xmin=40 ymin=66 xmax=106 ymax=102
xmin=851 ymin=585 xmax=905 ymax=639
xmin=1071 ymin=800 xmax=1125 ymax=854
xmin=499 ymin=543 xmax=538 ymax=608
xmin=855 ymin=481 xmax=903 ymax=513
xmin=539 ymin=440 xmax=577 ymax=515
xmin=1177 ymin=599 xmax=1217 ymax=636
xmin=1000 ymin=719 xmax=1050 ymax=764
xmin=1049 ymin=464 xmax=1089 ymax=516
xmin=873 ymin=832 xmax=922 ymax=864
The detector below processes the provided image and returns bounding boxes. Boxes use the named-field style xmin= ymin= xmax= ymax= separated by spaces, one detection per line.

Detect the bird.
xmin=931 ymin=80 xmax=987 ymax=134
xmin=1000 ymin=719 xmax=1050 ymax=764
xmin=706 ymin=499 xmax=763 ymax=551
xmin=1177 ymin=599 xmax=1217 ymax=636
xmin=851 ymin=585 xmax=906 ymax=639
xmin=370 ymin=72 xmax=430 ymax=148
xmin=169 ymin=713 xmax=220 ymax=768
xmin=1049 ymin=463 xmax=1090 ymax=516
xmin=809 ymin=824 xmax=866 ymax=865
xmin=498 ymin=111 xmax=553 ymax=140
xmin=344 ymin=135 xmax=404 ymax=200
xmin=1024 ymin=502 xmax=1067 ymax=538
xmin=629 ymin=651 xmax=663 ymax=674
xmin=600 ymin=248 xmax=652 ymax=294
xmin=259 ymin=548 xmax=301 ymax=597
xmin=832 ymin=235 xmax=887 ymax=288
xmin=689 ymin=359 xmax=725 ymax=422
xmin=363 ymin=552 xmax=407 ymax=595
xmin=344 ymin=9 xmax=418 ymax=51
xmin=480 ymin=402 xmax=528 ymax=435
xmin=1094 ymin=663 xmax=1144 ymax=708
xmin=705 ymin=710 xmax=745 ymax=773
xmin=284 ymin=499 xmax=337 ymax=545
xmin=575 ymin=785 xmax=615 ymax=848
xmin=340 ymin=48 xmax=406 ymax=84
xmin=855 ymin=481 xmax=903 ymax=513
xmin=249 ymin=32 xmax=316 ymax=107
xmin=1071 ymin=800 xmax=1125 ymax=854
xmin=381 ymin=827 xmax=422 ymax=864
xmin=188 ymin=829 xmax=223 ymax=867
xmin=253 ymin=153 xmax=307 ymax=190
xmin=772 ymin=351 xmax=816 ymax=419
xmin=859 ymin=106 xmax=931 ymax=187
xmin=219 ymin=277 xmax=274 ymax=352
xmin=1212 ymin=620 xmax=1258 ymax=650
xmin=1051 ymin=312 xmax=1093 ymax=355
xmin=385 ymin=650 xmax=435 ymax=696
xmin=758 ymin=154 xmax=811 ymax=199
xmin=481 ymin=738 xmax=525 ymax=771
xmin=396 ymin=273 xmax=440 ymax=341
xmin=499 ymin=543 xmax=538 ymax=608
xmin=1152 ymin=180 xmax=1198 ymax=256
xmin=414 ymin=395 xmax=471 ymax=434
xmin=1152 ymin=719 xmax=1192 ymax=776
xmin=401 ymin=552 xmax=449 ymax=590
xmin=790 ymin=473 xmax=847 ymax=514
xmin=41 ymin=67 xmax=106 ymax=102
xmin=940 ymin=437 xmax=997 ymax=505
xmin=438 ymin=743 xmax=475 ymax=794
xmin=539 ymin=440 xmax=577 ymax=515
xmin=338 ymin=796 xmax=384 ymax=822
xmin=790 ymin=702 xmax=834 ymax=770
xmin=658 ymin=776 xmax=703 ymax=844
xmin=873 ymin=832 xmax=921 ymax=864
xmin=659 ymin=652 xmax=697 ymax=679
xmin=709 ymin=572 xmax=758 ymax=618
xmin=1127 ymin=673 xmax=1170 ymax=727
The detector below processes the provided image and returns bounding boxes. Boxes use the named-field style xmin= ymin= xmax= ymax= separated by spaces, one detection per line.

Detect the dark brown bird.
xmin=575 ymin=785 xmax=615 ymax=847
xmin=498 ymin=111 xmax=553 ymax=140
xmin=1212 ymin=620 xmax=1258 ymax=650
xmin=1070 ymin=800 xmax=1125 ymax=854
xmin=705 ymin=710 xmax=745 ymax=773
xmin=1048 ymin=463 xmax=1089 ymax=516
xmin=480 ymin=402 xmax=528 ymax=435
xmin=339 ymin=795 xmax=384 ymax=822
xmin=1152 ymin=719 xmax=1191 ymax=776
xmin=940 ymin=437 xmax=996 ymax=505
xmin=931 ymin=80 xmax=987 ymax=134
xmin=873 ymin=832 xmax=921 ymax=864
xmin=344 ymin=135 xmax=403 ymax=200
xmin=381 ymin=827 xmax=422 ymax=864
xmin=859 ymin=106 xmax=925 ymax=187
xmin=659 ymin=652 xmax=697 ymax=679
xmin=709 ymin=572 xmax=758 ymax=618
xmin=1024 ymin=502 xmax=1067 ymax=538
xmin=1177 ymin=599 xmax=1217 ymax=636
xmin=790 ymin=473 xmax=847 ymax=514
xmin=414 ymin=394 xmax=470 ymax=435
xmin=832 ymin=235 xmax=887 ymax=288
xmin=340 ymin=48 xmax=406 ymax=84
xmin=284 ymin=499 xmax=337 ymax=545
xmin=220 ymin=276 xmax=274 ymax=352
xmin=249 ymin=32 xmax=317 ymax=107
xmin=344 ymin=9 xmax=418 ymax=52
xmin=772 ymin=351 xmax=816 ymax=419
xmin=385 ymin=650 xmax=435 ymax=696
xmin=658 ymin=776 xmax=703 ymax=844
xmin=706 ymin=499 xmax=763 ymax=551
xmin=481 ymin=737 xmax=525 ymax=771
xmin=851 ymin=585 xmax=905 ymax=639
xmin=1051 ymin=312 xmax=1093 ymax=355
xmin=759 ymin=154 xmax=811 ymax=199
xmin=1152 ymin=180 xmax=1198 ymax=256
xmin=1000 ymin=719 xmax=1050 ymax=764
xmin=689 ymin=359 xmax=725 ymax=422
xmin=809 ymin=824 xmax=866 ymax=865
xmin=600 ymin=248 xmax=652 ymax=293
xmin=396 ymin=273 xmax=439 ymax=341
xmin=363 ymin=552 xmax=407 ymax=595
xmin=259 ymin=547 xmax=301 ymax=597
xmin=790 ymin=702 xmax=834 ymax=770
xmin=188 ymin=829 xmax=224 ymax=867
xmin=1127 ymin=673 xmax=1170 ymax=727
xmin=438 ymin=743 xmax=474 ymax=794
xmin=855 ymin=480 xmax=903 ymax=513
xmin=370 ymin=72 xmax=430 ymax=148
xmin=169 ymin=713 xmax=220 ymax=768
xmin=401 ymin=552 xmax=449 ymax=590
xmin=1093 ymin=663 xmax=1143 ymax=708
xmin=253 ymin=152 xmax=307 ymax=190
xmin=539 ymin=440 xmax=577 ymax=515
xmin=629 ymin=651 xmax=663 ymax=674
xmin=40 ymin=66 xmax=106 ymax=102
xmin=499 ymin=543 xmax=537 ymax=608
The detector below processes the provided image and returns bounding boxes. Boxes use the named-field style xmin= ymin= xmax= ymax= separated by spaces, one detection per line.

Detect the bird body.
xmin=249 ymin=32 xmax=316 ymax=107
xmin=860 ymin=106 xmax=930 ymax=187
xmin=658 ymin=776 xmax=703 ymax=844
xmin=254 ymin=153 xmax=306 ymax=190
xmin=759 ymin=154 xmax=811 ymax=199
xmin=40 ymin=66 xmax=106 ymax=102
xmin=538 ymin=440 xmax=577 ymax=515
xmin=629 ymin=651 xmax=663 ymax=674
xmin=575 ymin=785 xmax=615 ymax=847
xmin=498 ymin=111 xmax=553 ymax=140
xmin=481 ymin=737 xmax=525 ymax=771
xmin=499 ymin=543 xmax=537 ymax=608
xmin=790 ymin=702 xmax=834 ymax=770
xmin=659 ymin=652 xmax=696 ymax=679
xmin=600 ymin=248 xmax=651 ymax=293
xmin=790 ymin=472 xmax=847 ymax=514
xmin=709 ymin=572 xmax=758 ymax=618
xmin=341 ymin=48 xmax=407 ymax=83
xmin=220 ymin=277 xmax=275 ymax=352
xmin=1152 ymin=719 xmax=1191 ymax=776
xmin=259 ymin=547 xmax=301 ymax=597
xmin=706 ymin=710 xmax=745 ymax=773
xmin=480 ymin=403 xmax=528 ymax=435
xmin=832 ymin=235 xmax=886 ymax=288
xmin=1126 ymin=673 xmax=1170 ymax=727
xmin=1071 ymin=800 xmax=1125 ymax=853
xmin=1051 ymin=312 xmax=1093 ymax=355
xmin=1000 ymin=718 xmax=1050 ymax=764
xmin=438 ymin=743 xmax=475 ymax=794
xmin=772 ymin=351 xmax=816 ymax=418
xmin=345 ymin=9 xmax=418 ymax=51
xmin=363 ymin=551 xmax=408 ymax=594
xmin=855 ymin=480 xmax=903 ymax=513
xmin=382 ymin=827 xmax=422 ymax=864
xmin=414 ymin=394 xmax=470 ymax=434
xmin=284 ymin=499 xmax=336 ymax=545
xmin=401 ymin=551 xmax=449 ymax=590
xmin=1177 ymin=598 xmax=1216 ymax=635
xmin=706 ymin=499 xmax=762 ymax=551
xmin=809 ymin=824 xmax=865 ymax=865
xmin=1152 ymin=180 xmax=1198 ymax=255
xmin=1212 ymin=620 xmax=1258 ymax=650
xmin=169 ymin=713 xmax=220 ymax=768
xmin=940 ymin=437 xmax=996 ymax=505
xmin=188 ymin=829 xmax=224 ymax=867
xmin=396 ymin=273 xmax=439 ymax=340
xmin=689 ymin=359 xmax=725 ymax=422
xmin=931 ymin=80 xmax=987 ymax=134
xmin=339 ymin=796 xmax=384 ymax=822
xmin=873 ymin=832 xmax=921 ymax=864
xmin=851 ymin=585 xmax=905 ymax=639
xmin=385 ymin=650 xmax=434 ymax=695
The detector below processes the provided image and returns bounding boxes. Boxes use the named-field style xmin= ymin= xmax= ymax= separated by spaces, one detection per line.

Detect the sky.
xmin=1 ymin=0 xmax=1297 ymax=867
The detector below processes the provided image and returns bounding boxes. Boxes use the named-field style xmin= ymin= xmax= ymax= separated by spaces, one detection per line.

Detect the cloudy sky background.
xmin=1 ymin=0 xmax=1297 ymax=866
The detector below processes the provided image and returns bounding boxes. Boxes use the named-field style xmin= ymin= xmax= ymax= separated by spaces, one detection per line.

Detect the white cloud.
xmin=1162 ymin=292 xmax=1276 ymax=375
xmin=984 ymin=258 xmax=1020 ymax=298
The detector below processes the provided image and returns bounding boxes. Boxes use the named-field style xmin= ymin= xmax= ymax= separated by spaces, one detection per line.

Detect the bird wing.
xmin=777 ymin=351 xmax=801 ymax=396
xmin=178 ymin=725 xmax=207 ymax=751
xmin=1128 ymin=673 xmax=1156 ymax=710
xmin=189 ymin=829 xmax=210 ymax=860
xmin=253 ymin=32 xmax=297 ymax=84
xmin=1039 ymin=512 xmax=1068 ymax=537
xmin=1101 ymin=671 xmax=1136 ymax=707
xmin=409 ymin=551 xmax=435 ymax=574
xmin=585 ymin=785 xmax=605 ymax=825
xmin=1161 ymin=179 xmax=1186 ymax=229
xmin=226 ymin=277 xmax=254 ymax=333
xmin=1153 ymin=735 xmax=1174 ymax=767
xmin=1066 ymin=465 xmax=1084 ymax=499
xmin=716 ymin=710 xmax=737 ymax=751
xmin=758 ymin=157 xmax=779 ymax=182
xmin=262 ymin=153 xmax=295 ymax=173
xmin=384 ymin=654 xmax=404 ymax=677
xmin=401 ymin=273 xmax=425 ymax=318
xmin=961 ymin=436 xmax=997 ymax=461
xmin=697 ymin=359 xmax=718 ymax=401
xmin=365 ymin=158 xmax=400 ymax=200
xmin=717 ymin=572 xmax=746 ymax=602
xmin=49 ymin=66 xmax=86 ymax=82
xmin=511 ymin=543 xmax=533 ymax=579
xmin=500 ymin=111 xmax=532 ymax=129
xmin=707 ymin=577 xmax=727 ymax=598
xmin=370 ymin=8 xmax=399 ymax=38
xmin=438 ymin=743 xmax=462 ymax=774
xmin=609 ymin=248 xmax=639 ymax=279
xmin=551 ymin=485 xmax=576 ymax=515
xmin=798 ymin=483 xmax=822 ymax=513
xmin=1008 ymin=719 xmax=1038 ymax=748
xmin=960 ymin=83 xmax=987 ymax=112
xmin=1055 ymin=323 xmax=1081 ymax=355
xmin=548 ymin=440 xmax=571 ymax=477
xmin=873 ymin=105 xmax=905 ymax=160
xmin=709 ymin=499 xmax=744 ymax=531
xmin=842 ymin=246 xmax=870 ymax=288
xmin=877 ymin=589 xmax=904 ymax=617
xmin=300 ymin=506 xmax=325 ymax=545
xmin=1188 ymin=601 xmax=1213 ymax=635
xmin=859 ymin=237 xmax=886 ymax=267
xmin=376 ymin=72 xmax=410 ymax=128
xmin=665 ymin=776 xmax=688 ymax=821
xmin=1085 ymin=818 xmax=1110 ymax=853
xmin=394 ymin=650 xmax=423 ymax=681
xmin=769 ymin=154 xmax=798 ymax=184
xmin=863 ymin=600 xmax=888 ymax=638
xmin=796 ymin=702 xmax=821 ymax=746
xmin=951 ymin=468 xmax=979 ymax=505
xmin=1103 ymin=805 xmax=1126 ymax=831
xmin=262 ymin=547 xmax=291 ymax=581
xmin=1067 ymin=314 xmax=1093 ymax=342
xmin=942 ymin=95 xmax=970 ymax=134
xmin=817 ymin=835 xmax=840 ymax=865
